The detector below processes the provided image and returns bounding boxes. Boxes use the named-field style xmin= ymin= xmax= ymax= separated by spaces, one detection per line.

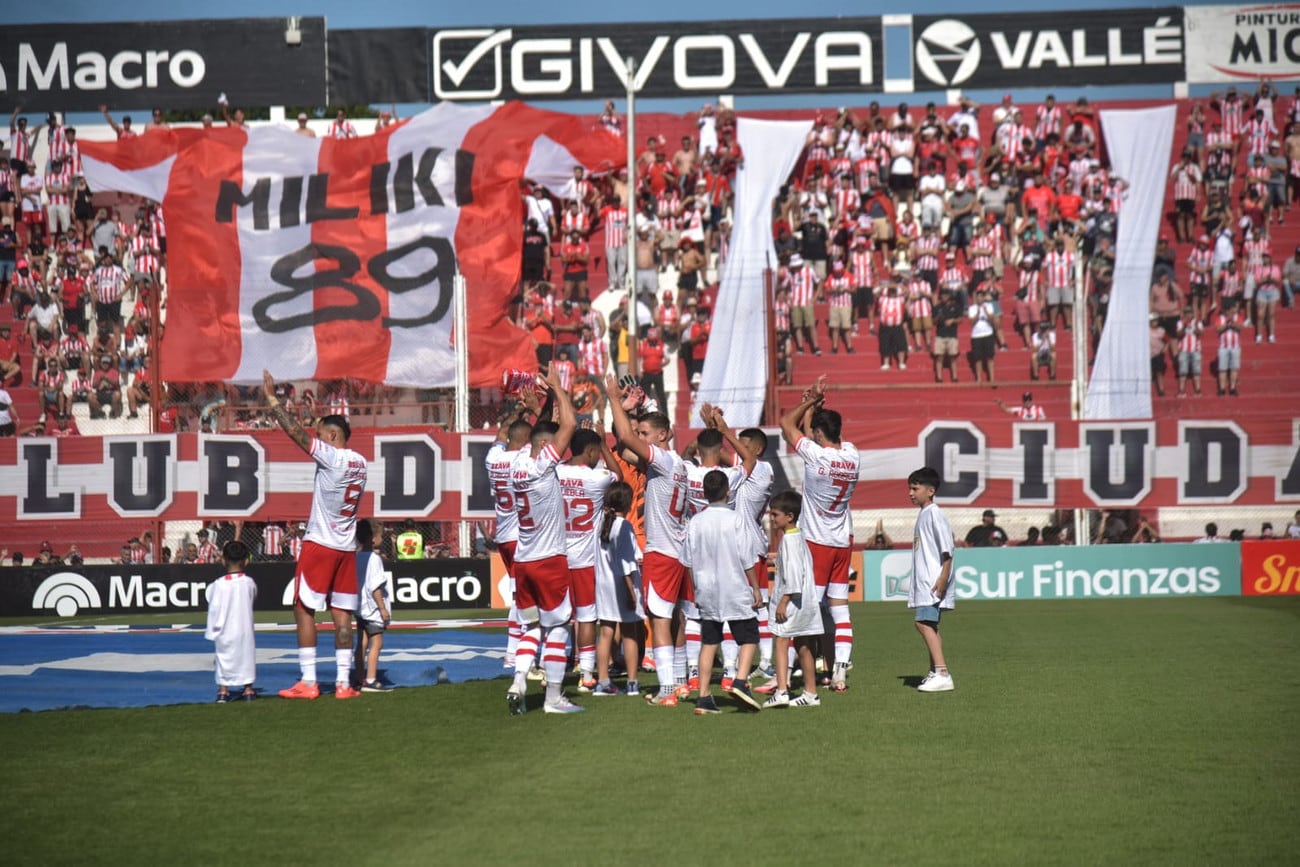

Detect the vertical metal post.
xmin=625 ymin=56 xmax=639 ymax=377
xmin=453 ymin=270 xmax=471 ymax=556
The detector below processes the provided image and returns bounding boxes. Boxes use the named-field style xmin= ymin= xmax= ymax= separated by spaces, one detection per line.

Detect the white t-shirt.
xmin=485 ymin=443 xmax=524 ymax=544
xmin=643 ymin=444 xmax=689 ymax=559
xmin=595 ymin=515 xmax=644 ymax=624
xmin=969 ymin=302 xmax=997 ymax=339
xmin=735 ymin=459 xmax=774 ymax=565
xmin=557 ymin=463 xmax=617 ymax=568
xmin=910 ymin=502 xmax=956 ymax=609
xmin=0 ymin=388 xmax=14 ymax=426
xmin=306 ymin=439 xmax=368 ymax=552
xmin=511 ymin=443 xmax=567 ymax=562
xmin=682 ymin=504 xmax=755 ymax=622
xmin=684 ymin=461 xmax=744 ymax=517
xmin=356 ymin=550 xmax=390 ymax=623
xmin=205 ymin=571 xmax=257 ymax=686
xmin=20 ymin=174 xmax=43 ymax=213
xmin=771 ymin=528 xmax=822 ymax=637
xmin=794 ymin=436 xmax=860 ymax=547
xmin=918 ymin=173 xmax=947 ymax=207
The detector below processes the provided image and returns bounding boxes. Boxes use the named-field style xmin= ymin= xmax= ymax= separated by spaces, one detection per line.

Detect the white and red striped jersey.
xmin=788 ymin=266 xmax=818 ymax=307
xmin=1187 ymin=247 xmax=1214 ymax=281
xmin=940 ymin=264 xmax=969 ymax=291
xmin=1218 ymin=99 xmax=1245 ymax=138
xmin=263 ymin=523 xmax=285 ymax=557
xmin=557 ymin=463 xmax=617 ymax=568
xmin=551 ymin=358 xmax=576 ymax=393
xmin=577 ymin=337 xmax=608 ymax=377
xmin=306 ymin=439 xmax=368 ymax=551
xmin=877 ymin=291 xmax=907 ymax=326
xmin=129 ymin=233 xmax=159 ymax=274
xmin=849 ymin=247 xmax=876 ymax=287
xmin=1242 ymin=237 xmax=1270 ymax=269
xmin=855 ymin=155 xmax=882 ymax=191
xmin=1243 ymin=118 xmax=1276 ymax=157
xmin=570 ymin=177 xmax=594 ymax=207
xmin=1018 ymin=267 xmax=1042 ymax=304
xmin=913 ymin=234 xmax=942 ymax=272
xmin=130 ymin=545 xmax=148 ymax=564
xmin=601 ymin=205 xmax=628 ymax=248
xmin=643 ymin=444 xmax=689 ymax=559
xmin=10 ymin=124 xmax=35 ymax=165
xmin=1067 ymin=156 xmax=1094 ymax=190
xmin=328 ymin=119 xmax=358 ymax=139
xmin=287 ymin=534 xmax=304 ymax=561
xmin=793 ymin=436 xmax=860 ymax=548
xmin=949 ymin=166 xmax=980 ymax=189
xmin=197 ymin=541 xmax=220 ymax=563
xmin=58 ymin=333 xmax=89 ymax=359
xmin=833 ymin=186 xmax=861 ymax=219
xmin=485 ymin=442 xmax=526 ymax=545
xmin=1205 ymin=129 xmax=1234 ymax=156
xmin=906 ymin=279 xmax=933 ymax=318
xmin=93 ymin=263 xmax=128 ymax=303
xmin=561 ymin=209 xmax=590 ymax=237
xmin=1253 ymin=262 xmax=1281 ymax=287
xmin=44 ymin=164 xmax=73 ymax=206
xmin=1177 ymin=320 xmax=1203 ymax=354
xmin=327 ymin=391 xmax=350 ymax=418
xmin=1012 ymin=404 xmax=1047 ymax=420
xmin=1043 ymin=249 xmax=1075 ymax=288
xmin=1035 ymin=104 xmax=1063 ymax=140
xmin=47 ymin=127 xmax=69 ymax=161
xmin=1216 ymin=312 xmax=1244 ymax=350
xmin=511 ymin=443 xmax=567 ymax=562
xmin=680 ymin=207 xmax=704 ymax=243
xmin=774 ymin=296 xmax=791 ymax=332
xmin=656 ymin=191 xmax=681 ymax=230
xmin=828 ymin=155 xmax=852 ymax=179
xmin=895 ymin=218 xmax=920 ymax=247
xmin=1171 ymin=162 xmax=1202 ymax=200
xmin=1218 ymin=268 xmax=1242 ymax=298
xmin=1246 ymin=164 xmax=1269 ymax=195
xmin=825 ymin=273 xmax=853 ymax=308
xmin=969 ymin=236 xmax=995 ymax=272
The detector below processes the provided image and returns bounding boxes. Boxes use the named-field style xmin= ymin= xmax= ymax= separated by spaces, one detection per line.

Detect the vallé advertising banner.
xmin=0 ymin=19 xmax=327 ymax=112
xmin=861 ymin=543 xmax=1242 ymax=603
xmin=911 ymin=8 xmax=1184 ymax=90
xmin=1184 ymin=3 xmax=1300 ymax=83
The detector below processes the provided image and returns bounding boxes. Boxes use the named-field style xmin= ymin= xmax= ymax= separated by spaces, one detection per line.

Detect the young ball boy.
xmin=907 ymin=466 xmax=956 ymax=692
xmin=204 ymin=541 xmax=258 ymax=702
xmin=761 ymin=490 xmax=824 ymax=708
xmin=354 ymin=519 xmax=393 ymax=692
xmin=681 ymin=469 xmax=764 ymax=714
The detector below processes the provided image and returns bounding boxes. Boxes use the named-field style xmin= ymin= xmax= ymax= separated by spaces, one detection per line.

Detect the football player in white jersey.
xmin=486 ymin=398 xmax=536 ymax=669
xmin=605 ymin=373 xmax=691 ymax=706
xmin=506 ymin=368 xmax=581 ymax=715
xmin=557 ymin=425 xmax=621 ymax=691
xmin=780 ymin=375 xmax=860 ymax=692
xmin=263 ymin=370 xmax=368 ymax=701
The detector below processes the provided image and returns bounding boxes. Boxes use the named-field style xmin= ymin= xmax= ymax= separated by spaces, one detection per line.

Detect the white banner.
xmin=693 ymin=117 xmax=811 ymax=427
xmin=1086 ymin=106 xmax=1177 ymax=420
xmin=1185 ymin=4 xmax=1300 ymax=83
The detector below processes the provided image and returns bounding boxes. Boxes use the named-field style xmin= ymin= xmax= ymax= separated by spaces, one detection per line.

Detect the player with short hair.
xmin=487 ymin=399 xmax=536 ymax=669
xmin=780 ymin=375 xmax=860 ymax=692
xmin=760 ymin=490 xmax=823 ymax=708
xmin=204 ymin=540 xmax=257 ymax=703
xmin=557 ymin=425 xmax=622 ymax=691
xmin=506 ymin=367 xmax=581 ymax=715
xmin=354 ymin=518 xmax=392 ymax=693
xmin=606 ymin=373 xmax=691 ymax=706
xmin=264 ymin=370 xmax=368 ymax=700
xmin=907 ymin=467 xmax=956 ymax=692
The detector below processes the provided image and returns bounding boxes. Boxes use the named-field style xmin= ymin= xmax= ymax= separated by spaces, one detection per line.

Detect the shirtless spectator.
xmin=294 ymin=113 xmax=316 ymax=137
xmin=672 ymin=136 xmax=698 ymax=190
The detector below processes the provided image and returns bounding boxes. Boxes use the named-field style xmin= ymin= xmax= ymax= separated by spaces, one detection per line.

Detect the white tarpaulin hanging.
xmin=1085 ymin=105 xmax=1177 ymax=421
xmin=692 ymin=117 xmax=811 ymax=427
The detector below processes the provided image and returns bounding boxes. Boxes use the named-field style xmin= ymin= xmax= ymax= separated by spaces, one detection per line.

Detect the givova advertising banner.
xmin=860 ymin=543 xmax=1242 ymax=602
xmin=2 ymin=559 xmax=491 ymax=618
xmin=1185 ymin=3 xmax=1300 ymax=83
xmin=427 ymin=17 xmax=882 ymax=101
xmin=911 ymin=8 xmax=1184 ymax=90
xmin=0 ymin=19 xmax=327 ymax=112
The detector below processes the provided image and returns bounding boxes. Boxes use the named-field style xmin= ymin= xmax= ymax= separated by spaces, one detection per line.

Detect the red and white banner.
xmin=79 ymin=103 xmax=624 ymax=387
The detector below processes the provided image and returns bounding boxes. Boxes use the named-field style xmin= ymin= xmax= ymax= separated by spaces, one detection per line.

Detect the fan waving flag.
xmin=79 ymin=103 xmax=623 ymax=387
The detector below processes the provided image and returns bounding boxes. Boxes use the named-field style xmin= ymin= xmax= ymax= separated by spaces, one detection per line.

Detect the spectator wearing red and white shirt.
xmin=92 ymin=251 xmax=129 ymax=326
xmin=129 ymin=228 xmax=160 ymax=278
xmin=998 ymin=390 xmax=1046 ymax=420
xmin=1212 ymin=88 xmax=1246 ymax=141
xmin=262 ymin=522 xmax=286 ymax=559
xmin=44 ymin=157 xmax=74 ymax=238
xmin=560 ymin=230 xmax=590 ymax=303
xmin=1214 ymin=296 xmax=1246 ymax=395
xmin=1242 ymin=109 xmax=1277 ymax=161
xmin=1175 ymin=308 xmax=1204 ymax=396
xmin=833 ymin=174 xmax=860 ymax=223
xmin=551 ymin=349 xmax=576 ymax=394
xmin=787 ymin=255 xmax=820 ymax=356
xmin=1170 ymin=152 xmax=1203 ymax=243
xmin=1043 ymin=239 xmax=1076 ymax=330
xmin=328 ymin=111 xmax=358 ymax=139
xmin=1013 ymin=258 xmax=1044 ymax=347
xmin=99 ymin=105 xmax=138 ymax=139
xmin=1253 ymin=253 xmax=1282 ymax=343
xmin=196 ymin=529 xmax=220 ymax=563
xmin=1035 ymin=96 xmax=1064 ymax=143
xmin=577 ymin=327 xmax=608 ymax=377
xmin=9 ymin=115 xmax=40 ymax=168
xmin=875 ymin=276 xmax=909 ymax=370
xmin=905 ymin=273 xmax=933 ymax=352
xmin=824 ymin=260 xmax=855 ymax=354
xmin=849 ymin=236 xmax=878 ymax=330
xmin=599 ymin=198 xmax=628 ymax=291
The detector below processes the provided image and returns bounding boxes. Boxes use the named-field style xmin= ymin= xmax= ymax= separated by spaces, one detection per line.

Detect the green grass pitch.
xmin=4 ymin=596 xmax=1298 ymax=866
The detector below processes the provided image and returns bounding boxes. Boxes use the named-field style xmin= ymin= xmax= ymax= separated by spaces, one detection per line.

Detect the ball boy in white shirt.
xmin=354 ymin=519 xmax=392 ymax=693
xmin=761 ymin=491 xmax=824 ymax=708
xmin=907 ymin=467 xmax=957 ymax=692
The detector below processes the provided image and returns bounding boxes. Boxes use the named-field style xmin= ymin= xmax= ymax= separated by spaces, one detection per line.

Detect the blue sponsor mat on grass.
xmin=0 ymin=629 xmax=506 ymax=713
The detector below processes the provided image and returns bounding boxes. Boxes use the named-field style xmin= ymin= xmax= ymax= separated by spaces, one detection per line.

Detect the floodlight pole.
xmin=625 ymin=55 xmax=639 ymax=377
xmin=454 ymin=269 xmax=471 ymax=556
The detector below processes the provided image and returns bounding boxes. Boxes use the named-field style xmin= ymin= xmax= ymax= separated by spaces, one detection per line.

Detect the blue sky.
xmin=19 ymin=1 xmax=1254 ymax=115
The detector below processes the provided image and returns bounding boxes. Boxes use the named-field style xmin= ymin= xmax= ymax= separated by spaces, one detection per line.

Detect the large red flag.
xmin=80 ymin=103 xmax=624 ymax=387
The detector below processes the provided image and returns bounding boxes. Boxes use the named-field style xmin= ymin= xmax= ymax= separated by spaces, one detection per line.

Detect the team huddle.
xmin=488 ymin=370 xmax=871 ymax=714
xmin=207 ymin=369 xmax=958 ymax=711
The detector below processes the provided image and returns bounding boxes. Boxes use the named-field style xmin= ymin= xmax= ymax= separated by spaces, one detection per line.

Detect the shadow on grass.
xmin=897 ymin=675 xmax=926 ymax=688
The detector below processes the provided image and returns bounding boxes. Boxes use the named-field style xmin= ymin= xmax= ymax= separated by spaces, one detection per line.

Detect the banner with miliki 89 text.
xmin=78 ymin=102 xmax=625 ymax=387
